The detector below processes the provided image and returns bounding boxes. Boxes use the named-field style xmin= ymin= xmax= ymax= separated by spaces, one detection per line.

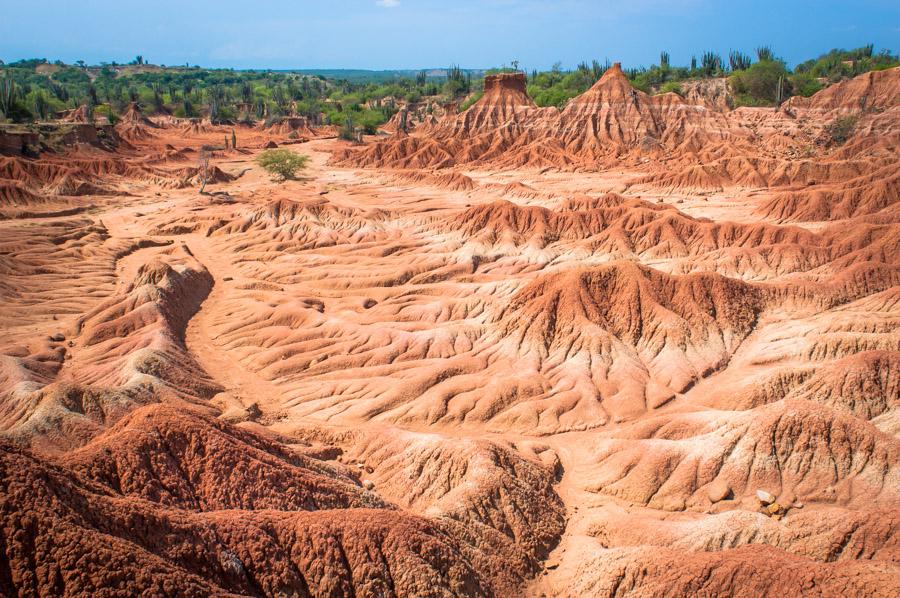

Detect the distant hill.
xmin=291 ymin=69 xmax=486 ymax=82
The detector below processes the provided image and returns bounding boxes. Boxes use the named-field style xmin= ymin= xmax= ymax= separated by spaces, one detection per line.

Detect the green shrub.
xmin=658 ymin=81 xmax=683 ymax=96
xmin=826 ymin=114 xmax=858 ymax=145
xmin=459 ymin=91 xmax=483 ymax=112
xmin=255 ymin=149 xmax=309 ymax=181
xmin=730 ymin=60 xmax=791 ymax=106
xmin=790 ymin=72 xmax=824 ymax=97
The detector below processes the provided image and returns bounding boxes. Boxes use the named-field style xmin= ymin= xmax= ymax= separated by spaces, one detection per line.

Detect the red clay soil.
xmin=0 ymin=63 xmax=898 ymax=596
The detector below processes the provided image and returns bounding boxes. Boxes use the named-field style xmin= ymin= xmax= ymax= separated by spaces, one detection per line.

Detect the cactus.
xmin=729 ymin=51 xmax=752 ymax=71
xmin=660 ymin=51 xmax=670 ymax=70
xmin=0 ymin=77 xmax=15 ymax=116
xmin=33 ymin=91 xmax=49 ymax=120
xmin=701 ymin=51 xmax=723 ymax=76
xmin=756 ymin=46 xmax=774 ymax=62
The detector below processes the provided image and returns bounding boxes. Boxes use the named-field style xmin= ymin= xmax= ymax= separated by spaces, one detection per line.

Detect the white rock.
xmin=756 ymin=489 xmax=776 ymax=504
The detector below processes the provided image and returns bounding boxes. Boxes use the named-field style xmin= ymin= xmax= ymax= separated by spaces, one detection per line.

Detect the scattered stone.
xmin=756 ymin=489 xmax=776 ymax=504
xmin=765 ymin=502 xmax=782 ymax=516
xmin=264 ymin=140 xmax=278 ymax=149
xmin=794 ymin=502 xmax=804 ymax=509
xmin=245 ymin=403 xmax=262 ymax=421
xmin=362 ymin=479 xmax=374 ymax=490
xmin=49 ymin=333 xmax=65 ymax=342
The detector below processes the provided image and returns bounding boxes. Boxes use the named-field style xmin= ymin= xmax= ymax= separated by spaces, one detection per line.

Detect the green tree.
xmin=730 ymin=59 xmax=792 ymax=106
xmin=256 ymin=149 xmax=310 ymax=181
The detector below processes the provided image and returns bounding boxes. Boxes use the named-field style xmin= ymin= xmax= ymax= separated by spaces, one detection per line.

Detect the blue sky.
xmin=2 ymin=1 xmax=898 ymax=70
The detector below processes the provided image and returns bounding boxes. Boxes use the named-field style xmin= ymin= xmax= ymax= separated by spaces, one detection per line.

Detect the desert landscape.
xmin=1 ymin=42 xmax=899 ymax=597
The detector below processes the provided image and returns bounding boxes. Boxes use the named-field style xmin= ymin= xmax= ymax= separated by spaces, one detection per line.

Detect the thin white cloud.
xmin=376 ymin=0 xmax=400 ymax=7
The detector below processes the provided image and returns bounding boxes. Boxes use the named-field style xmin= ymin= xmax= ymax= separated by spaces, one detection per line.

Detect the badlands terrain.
xmin=1 ymin=64 xmax=899 ymax=596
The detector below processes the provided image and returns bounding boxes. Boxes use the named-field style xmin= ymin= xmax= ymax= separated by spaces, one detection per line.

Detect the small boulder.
xmin=49 ymin=333 xmax=65 ymax=342
xmin=756 ymin=489 xmax=776 ymax=505
xmin=362 ymin=479 xmax=374 ymax=490
xmin=264 ymin=140 xmax=278 ymax=149
xmin=707 ymin=480 xmax=732 ymax=503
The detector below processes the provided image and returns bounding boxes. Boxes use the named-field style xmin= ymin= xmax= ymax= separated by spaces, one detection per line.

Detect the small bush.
xmin=730 ymin=60 xmax=791 ymax=106
xmin=255 ymin=149 xmax=309 ymax=181
xmin=459 ymin=91 xmax=483 ymax=111
xmin=790 ymin=71 xmax=824 ymax=97
xmin=658 ymin=81 xmax=683 ymax=96
xmin=826 ymin=115 xmax=858 ymax=145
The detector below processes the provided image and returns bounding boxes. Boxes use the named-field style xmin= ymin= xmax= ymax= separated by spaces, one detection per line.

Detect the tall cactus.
xmin=756 ymin=46 xmax=774 ymax=62
xmin=729 ymin=51 xmax=752 ymax=71
xmin=0 ymin=77 xmax=15 ymax=116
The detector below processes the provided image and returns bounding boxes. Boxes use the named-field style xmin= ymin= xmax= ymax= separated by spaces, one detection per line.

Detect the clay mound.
xmin=334 ymin=71 xmax=549 ymax=170
xmin=445 ymin=198 xmax=829 ymax=271
xmin=350 ymin=429 xmax=565 ymax=562
xmin=116 ymin=103 xmax=159 ymax=142
xmin=391 ymin=169 xmax=476 ymax=191
xmin=215 ymin=197 xmax=391 ymax=250
xmin=1 ymin=156 xmax=78 ymax=189
xmin=1 ymin=246 xmax=220 ymax=449
xmin=180 ymin=119 xmax=216 ymax=136
xmin=187 ymin=164 xmax=235 ymax=186
xmin=554 ymin=63 xmax=690 ymax=160
xmin=561 ymin=544 xmax=899 ymax=597
xmin=586 ymin=504 xmax=900 ymax=563
xmin=60 ymin=104 xmax=90 ymax=123
xmin=558 ymin=192 xmax=655 ymax=211
xmin=341 ymin=134 xmax=458 ymax=169
xmin=120 ymin=102 xmax=159 ymax=127
xmin=590 ymin=400 xmax=900 ymax=511
xmin=758 ymin=164 xmax=900 ymax=222
xmin=783 ymin=351 xmax=900 ymax=421
xmin=787 ymin=65 xmax=900 ymax=112
xmin=264 ymin=116 xmax=316 ymax=139
xmin=447 ymin=72 xmax=536 ymax=134
xmin=0 ymin=441 xmax=534 ymax=597
xmin=501 ymin=261 xmax=761 ymax=356
xmin=62 ymin=404 xmax=387 ymax=511
xmin=496 ymin=181 xmax=550 ymax=199
xmin=117 ymin=121 xmax=157 ymax=143
xmin=336 ymin=63 xmax=739 ymax=170
xmin=0 ymin=180 xmax=46 ymax=206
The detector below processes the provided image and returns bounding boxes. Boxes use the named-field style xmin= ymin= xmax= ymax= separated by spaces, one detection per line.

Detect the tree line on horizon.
xmin=1 ymin=45 xmax=897 ymax=127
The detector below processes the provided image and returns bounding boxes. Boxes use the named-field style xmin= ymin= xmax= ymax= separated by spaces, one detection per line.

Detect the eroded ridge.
xmin=0 ymin=66 xmax=898 ymax=596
